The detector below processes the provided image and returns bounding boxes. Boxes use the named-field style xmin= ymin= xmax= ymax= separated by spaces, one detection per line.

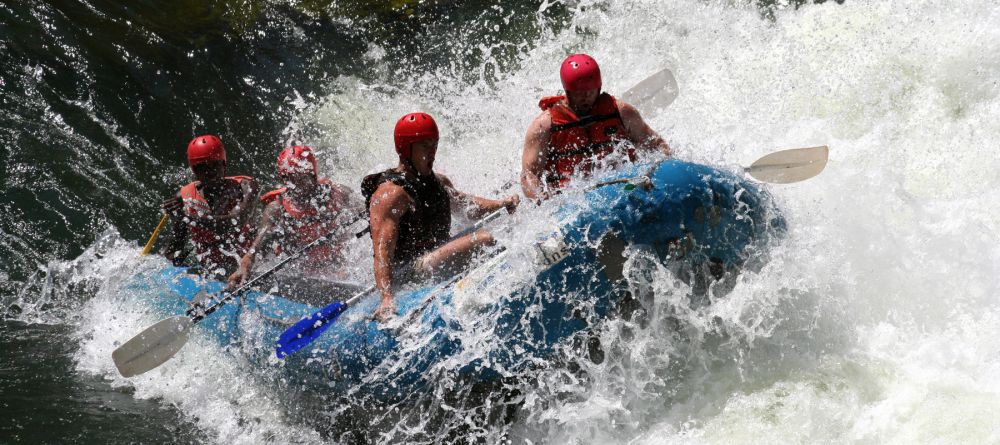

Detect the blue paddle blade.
xmin=275 ymin=301 xmax=348 ymax=359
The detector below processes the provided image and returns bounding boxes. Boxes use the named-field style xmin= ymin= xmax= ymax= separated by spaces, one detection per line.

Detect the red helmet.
xmin=187 ymin=135 xmax=226 ymax=166
xmin=277 ymin=145 xmax=318 ymax=177
xmin=393 ymin=112 xmax=439 ymax=159
xmin=560 ymin=54 xmax=602 ymax=92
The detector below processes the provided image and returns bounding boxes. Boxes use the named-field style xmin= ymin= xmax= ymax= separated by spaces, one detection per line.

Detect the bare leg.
xmin=419 ymin=229 xmax=496 ymax=277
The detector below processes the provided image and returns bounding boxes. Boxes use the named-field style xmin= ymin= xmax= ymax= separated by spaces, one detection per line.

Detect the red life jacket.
xmin=178 ymin=176 xmax=256 ymax=273
xmin=267 ymin=179 xmax=349 ymax=270
xmin=540 ymin=93 xmax=635 ymax=187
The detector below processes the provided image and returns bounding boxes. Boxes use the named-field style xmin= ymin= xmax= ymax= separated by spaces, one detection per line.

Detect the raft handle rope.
xmin=589 ymin=161 xmax=662 ymax=192
xmin=591 ymin=176 xmax=653 ymax=191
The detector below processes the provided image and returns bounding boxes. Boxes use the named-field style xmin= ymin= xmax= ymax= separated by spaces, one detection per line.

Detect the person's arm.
xmin=520 ymin=112 xmax=553 ymax=201
xmin=159 ymin=194 xmax=189 ymax=266
xmin=368 ymin=182 xmax=413 ymax=322
xmin=439 ymin=174 xmax=519 ymax=220
xmin=617 ymin=100 xmax=672 ymax=157
xmin=227 ymin=201 xmax=281 ymax=288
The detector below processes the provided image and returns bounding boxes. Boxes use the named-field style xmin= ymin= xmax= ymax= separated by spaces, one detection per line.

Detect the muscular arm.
xmin=618 ymin=100 xmax=672 ymax=157
xmin=520 ymin=112 xmax=553 ymax=200
xmin=439 ymin=174 xmax=519 ymax=220
xmin=369 ymin=182 xmax=413 ymax=311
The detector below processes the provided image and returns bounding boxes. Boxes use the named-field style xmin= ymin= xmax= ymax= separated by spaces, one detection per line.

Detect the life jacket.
xmin=265 ymin=179 xmax=349 ymax=270
xmin=361 ymin=169 xmax=451 ymax=266
xmin=540 ymin=93 xmax=635 ymax=187
xmin=178 ymin=176 xmax=256 ymax=275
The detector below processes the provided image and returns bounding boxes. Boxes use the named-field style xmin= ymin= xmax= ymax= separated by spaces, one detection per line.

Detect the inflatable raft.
xmin=125 ymin=160 xmax=785 ymax=397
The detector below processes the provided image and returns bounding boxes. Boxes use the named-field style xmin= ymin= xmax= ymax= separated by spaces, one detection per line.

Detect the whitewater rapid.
xmin=22 ymin=0 xmax=1000 ymax=442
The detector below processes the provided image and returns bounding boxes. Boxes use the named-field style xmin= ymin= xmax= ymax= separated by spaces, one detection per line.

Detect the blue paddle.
xmin=275 ymin=290 xmax=363 ymax=359
xmin=275 ymin=208 xmax=509 ymax=359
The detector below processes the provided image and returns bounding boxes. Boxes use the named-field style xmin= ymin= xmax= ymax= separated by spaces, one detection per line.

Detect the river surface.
xmin=3 ymin=0 xmax=1000 ymax=443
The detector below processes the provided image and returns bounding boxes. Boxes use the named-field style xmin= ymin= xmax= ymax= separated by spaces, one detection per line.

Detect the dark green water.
xmin=1 ymin=321 xmax=207 ymax=443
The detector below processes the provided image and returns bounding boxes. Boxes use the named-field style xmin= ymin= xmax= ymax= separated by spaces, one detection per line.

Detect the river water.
xmin=3 ymin=0 xmax=999 ymax=443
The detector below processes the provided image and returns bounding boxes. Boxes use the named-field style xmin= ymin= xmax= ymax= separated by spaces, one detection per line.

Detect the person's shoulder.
xmin=372 ymin=178 xmax=408 ymax=198
xmin=615 ymin=98 xmax=645 ymax=123
xmin=528 ymin=109 xmax=553 ymax=133
xmin=613 ymin=97 xmax=639 ymax=118
xmin=612 ymin=96 xmax=637 ymax=113
xmin=369 ymin=181 xmax=412 ymax=212
xmin=435 ymin=172 xmax=454 ymax=187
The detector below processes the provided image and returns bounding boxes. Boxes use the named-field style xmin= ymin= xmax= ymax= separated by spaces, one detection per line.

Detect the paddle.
xmin=744 ymin=145 xmax=828 ymax=184
xmin=274 ymin=207 xmax=509 ymax=359
xmin=140 ymin=214 xmax=169 ymax=256
xmin=112 ymin=211 xmax=367 ymax=377
xmin=621 ymin=68 xmax=679 ymax=110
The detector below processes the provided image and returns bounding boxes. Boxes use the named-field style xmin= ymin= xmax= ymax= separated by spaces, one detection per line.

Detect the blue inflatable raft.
xmin=125 ymin=160 xmax=785 ymax=398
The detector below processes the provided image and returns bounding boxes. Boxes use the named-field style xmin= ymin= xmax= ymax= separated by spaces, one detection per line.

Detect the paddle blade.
xmin=621 ymin=68 xmax=678 ymax=111
xmin=275 ymin=301 xmax=348 ymax=359
xmin=112 ymin=316 xmax=192 ymax=377
xmin=745 ymin=145 xmax=829 ymax=184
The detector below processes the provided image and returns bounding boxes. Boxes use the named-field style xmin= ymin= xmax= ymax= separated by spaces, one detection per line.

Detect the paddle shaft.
xmin=140 ymin=214 xmax=169 ymax=256
xmin=186 ymin=210 xmax=368 ymax=322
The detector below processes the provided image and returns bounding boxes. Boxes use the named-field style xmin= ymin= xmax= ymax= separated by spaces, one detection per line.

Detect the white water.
xmin=44 ymin=0 xmax=1000 ymax=442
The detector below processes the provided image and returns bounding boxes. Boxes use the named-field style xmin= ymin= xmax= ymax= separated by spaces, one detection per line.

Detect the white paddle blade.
xmin=621 ymin=68 xmax=678 ymax=110
xmin=745 ymin=145 xmax=829 ymax=184
xmin=112 ymin=316 xmax=192 ymax=377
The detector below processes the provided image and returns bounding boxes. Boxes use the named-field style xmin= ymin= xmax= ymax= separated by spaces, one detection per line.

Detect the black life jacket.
xmin=361 ymin=169 xmax=451 ymax=265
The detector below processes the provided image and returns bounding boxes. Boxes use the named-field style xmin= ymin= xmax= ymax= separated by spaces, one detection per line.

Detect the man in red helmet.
xmin=521 ymin=54 xmax=672 ymax=200
xmin=161 ymin=135 xmax=259 ymax=279
xmin=227 ymin=146 xmax=360 ymax=302
xmin=362 ymin=112 xmax=520 ymax=322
